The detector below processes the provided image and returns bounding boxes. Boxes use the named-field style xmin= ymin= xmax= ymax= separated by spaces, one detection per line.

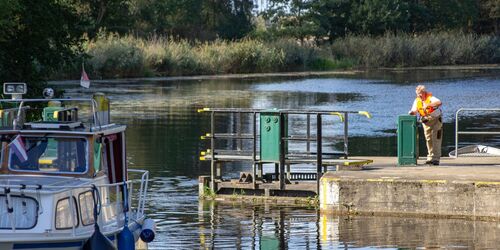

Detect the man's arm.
xmin=408 ymin=99 xmax=417 ymax=115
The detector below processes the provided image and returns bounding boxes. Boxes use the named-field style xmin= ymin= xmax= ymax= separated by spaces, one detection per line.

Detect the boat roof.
xmin=0 ymin=97 xmax=125 ymax=135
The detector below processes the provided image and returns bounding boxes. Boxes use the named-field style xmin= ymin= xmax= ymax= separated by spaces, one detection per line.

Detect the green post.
xmin=397 ymin=115 xmax=418 ymax=165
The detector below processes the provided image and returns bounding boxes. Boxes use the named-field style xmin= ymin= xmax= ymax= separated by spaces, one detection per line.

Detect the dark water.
xmin=56 ymin=69 xmax=500 ymax=249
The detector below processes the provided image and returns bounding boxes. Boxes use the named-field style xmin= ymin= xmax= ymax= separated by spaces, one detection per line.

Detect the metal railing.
xmin=198 ymin=108 xmax=371 ymax=193
xmin=454 ymin=108 xmax=500 ymax=157
xmin=0 ymin=99 xmax=101 ymax=131
xmin=0 ymin=169 xmax=149 ymax=232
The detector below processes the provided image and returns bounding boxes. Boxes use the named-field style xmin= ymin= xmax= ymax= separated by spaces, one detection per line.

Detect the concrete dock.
xmin=320 ymin=156 xmax=500 ymax=220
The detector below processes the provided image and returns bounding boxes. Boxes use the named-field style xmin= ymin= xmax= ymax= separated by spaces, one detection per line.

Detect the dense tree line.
xmin=263 ymin=0 xmax=500 ymax=43
xmin=0 ymin=0 xmax=499 ymax=84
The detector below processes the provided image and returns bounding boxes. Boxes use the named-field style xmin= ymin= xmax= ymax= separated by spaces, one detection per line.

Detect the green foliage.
xmin=350 ymin=0 xmax=410 ymax=35
xmin=83 ymin=35 xmax=354 ymax=78
xmin=202 ymin=186 xmax=216 ymax=199
xmin=87 ymin=33 xmax=146 ymax=78
xmin=0 ymin=0 xmax=86 ymax=97
xmin=331 ymin=32 xmax=500 ymax=67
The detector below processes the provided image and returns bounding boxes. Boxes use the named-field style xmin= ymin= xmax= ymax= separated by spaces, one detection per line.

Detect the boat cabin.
xmin=0 ymin=84 xmax=127 ymax=184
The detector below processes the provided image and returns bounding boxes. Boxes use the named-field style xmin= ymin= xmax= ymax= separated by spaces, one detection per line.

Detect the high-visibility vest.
xmin=416 ymin=94 xmax=435 ymax=116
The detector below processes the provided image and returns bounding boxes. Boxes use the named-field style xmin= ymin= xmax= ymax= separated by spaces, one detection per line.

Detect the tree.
xmin=309 ymin=0 xmax=352 ymax=42
xmin=476 ymin=0 xmax=500 ymax=34
xmin=350 ymin=0 xmax=410 ymax=35
xmin=412 ymin=0 xmax=478 ymax=31
xmin=0 ymin=0 xmax=86 ymax=92
xmin=264 ymin=0 xmax=320 ymax=43
xmin=71 ymin=0 xmax=133 ymax=37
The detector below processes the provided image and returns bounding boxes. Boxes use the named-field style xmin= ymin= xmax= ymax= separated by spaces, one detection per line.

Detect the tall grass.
xmin=81 ymin=31 xmax=499 ymax=79
xmin=331 ymin=32 xmax=500 ymax=68
xmin=84 ymin=34 xmax=344 ymax=78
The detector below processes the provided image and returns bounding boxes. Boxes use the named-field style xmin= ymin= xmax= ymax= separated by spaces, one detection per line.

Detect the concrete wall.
xmin=320 ymin=173 xmax=500 ymax=220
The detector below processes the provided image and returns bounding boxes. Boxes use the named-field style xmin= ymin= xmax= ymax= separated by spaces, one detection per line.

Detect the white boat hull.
xmin=449 ymin=145 xmax=500 ymax=157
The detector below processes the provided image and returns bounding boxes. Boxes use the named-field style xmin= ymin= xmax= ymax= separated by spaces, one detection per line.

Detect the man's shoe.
xmin=425 ymin=160 xmax=433 ymax=165
xmin=431 ymin=160 xmax=440 ymax=166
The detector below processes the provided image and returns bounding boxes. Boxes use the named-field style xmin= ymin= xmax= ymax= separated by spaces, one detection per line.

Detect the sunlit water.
xmin=54 ymin=69 xmax=500 ymax=249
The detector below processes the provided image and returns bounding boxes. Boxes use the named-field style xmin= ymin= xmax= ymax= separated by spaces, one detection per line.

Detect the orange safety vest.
xmin=416 ymin=94 xmax=435 ymax=116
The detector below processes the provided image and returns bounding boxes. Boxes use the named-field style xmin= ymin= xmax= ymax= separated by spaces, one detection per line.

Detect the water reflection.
xmin=53 ymin=68 xmax=500 ymax=249
xmin=191 ymin=200 xmax=500 ymax=249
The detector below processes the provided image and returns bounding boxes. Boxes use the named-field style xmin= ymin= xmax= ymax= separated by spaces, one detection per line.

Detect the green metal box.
xmin=43 ymin=106 xmax=63 ymax=122
xmin=260 ymin=110 xmax=286 ymax=162
xmin=397 ymin=115 xmax=418 ymax=165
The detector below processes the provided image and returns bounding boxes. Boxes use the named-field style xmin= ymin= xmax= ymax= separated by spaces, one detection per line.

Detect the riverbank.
xmin=49 ymin=64 xmax=500 ymax=85
xmin=54 ymin=32 xmax=500 ymax=80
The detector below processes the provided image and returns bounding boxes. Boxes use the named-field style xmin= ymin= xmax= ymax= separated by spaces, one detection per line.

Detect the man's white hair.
xmin=416 ymin=85 xmax=426 ymax=94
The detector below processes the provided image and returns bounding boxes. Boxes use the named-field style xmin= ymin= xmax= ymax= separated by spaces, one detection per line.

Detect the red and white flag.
xmin=10 ymin=135 xmax=28 ymax=162
xmin=80 ymin=64 xmax=90 ymax=88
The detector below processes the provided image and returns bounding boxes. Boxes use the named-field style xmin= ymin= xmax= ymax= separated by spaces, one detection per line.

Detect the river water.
xmin=57 ymin=69 xmax=500 ymax=249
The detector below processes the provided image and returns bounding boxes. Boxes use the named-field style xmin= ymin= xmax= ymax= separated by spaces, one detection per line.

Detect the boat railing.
xmin=454 ymin=108 xmax=500 ymax=158
xmin=0 ymin=169 xmax=149 ymax=233
xmin=0 ymin=98 xmax=101 ymax=131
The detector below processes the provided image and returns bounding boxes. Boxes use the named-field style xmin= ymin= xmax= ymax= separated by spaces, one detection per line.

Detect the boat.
xmin=449 ymin=145 xmax=500 ymax=157
xmin=0 ymin=83 xmax=155 ymax=249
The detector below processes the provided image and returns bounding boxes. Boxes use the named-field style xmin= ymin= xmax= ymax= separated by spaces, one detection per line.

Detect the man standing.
xmin=409 ymin=85 xmax=443 ymax=165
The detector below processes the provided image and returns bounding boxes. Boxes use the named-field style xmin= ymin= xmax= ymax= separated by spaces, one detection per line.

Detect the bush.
xmin=87 ymin=33 xmax=146 ymax=78
xmin=331 ymin=32 xmax=500 ymax=68
xmin=84 ymin=35 xmax=346 ymax=78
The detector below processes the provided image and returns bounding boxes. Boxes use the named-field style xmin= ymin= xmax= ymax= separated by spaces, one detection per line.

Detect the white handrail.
xmin=454 ymin=108 xmax=500 ymax=158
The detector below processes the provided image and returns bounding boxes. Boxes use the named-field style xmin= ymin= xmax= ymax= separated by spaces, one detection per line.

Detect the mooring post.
xmin=343 ymin=112 xmax=349 ymax=159
xmin=279 ymin=112 xmax=286 ymax=190
xmin=317 ymin=114 xmax=322 ymax=193
xmin=252 ymin=112 xmax=257 ymax=188
xmin=210 ymin=111 xmax=215 ymax=190
xmin=306 ymin=114 xmax=311 ymax=153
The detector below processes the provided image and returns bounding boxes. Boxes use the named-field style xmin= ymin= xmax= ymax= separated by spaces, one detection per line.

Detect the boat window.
xmin=79 ymin=191 xmax=95 ymax=226
xmin=0 ymin=195 xmax=38 ymax=229
xmin=55 ymin=197 xmax=79 ymax=229
xmin=8 ymin=136 xmax=88 ymax=174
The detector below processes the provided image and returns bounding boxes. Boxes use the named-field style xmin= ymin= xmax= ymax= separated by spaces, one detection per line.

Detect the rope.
xmin=91 ymin=184 xmax=101 ymax=228
xmin=35 ymin=184 xmax=43 ymax=215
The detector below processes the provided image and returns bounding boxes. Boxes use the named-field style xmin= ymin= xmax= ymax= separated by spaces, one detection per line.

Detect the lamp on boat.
xmin=3 ymin=82 xmax=27 ymax=100
xmin=43 ymin=88 xmax=54 ymax=99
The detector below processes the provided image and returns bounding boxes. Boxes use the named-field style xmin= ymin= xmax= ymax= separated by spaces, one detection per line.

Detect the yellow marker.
xmin=199 ymin=156 xmax=206 ymax=161
xmin=53 ymin=111 xmax=59 ymax=119
xmin=358 ymin=111 xmax=372 ymax=119
xmin=197 ymin=108 xmax=211 ymax=113
xmin=329 ymin=112 xmax=344 ymax=122
xmin=475 ymin=181 xmax=500 ymax=187
xmin=420 ymin=180 xmax=447 ymax=184
xmin=206 ymin=133 xmax=211 ymax=137
xmin=39 ymin=158 xmax=54 ymax=165
xmin=200 ymin=135 xmax=206 ymax=140
xmin=367 ymin=178 xmax=384 ymax=182
xmin=200 ymin=151 xmax=206 ymax=156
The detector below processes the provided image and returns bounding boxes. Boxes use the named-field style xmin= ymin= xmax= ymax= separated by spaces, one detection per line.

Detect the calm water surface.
xmin=57 ymin=69 xmax=500 ymax=249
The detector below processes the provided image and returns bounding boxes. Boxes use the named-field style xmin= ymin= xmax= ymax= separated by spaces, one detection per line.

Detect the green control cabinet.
xmin=260 ymin=110 xmax=287 ymax=162
xmin=397 ymin=115 xmax=418 ymax=165
xmin=43 ymin=101 xmax=63 ymax=122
